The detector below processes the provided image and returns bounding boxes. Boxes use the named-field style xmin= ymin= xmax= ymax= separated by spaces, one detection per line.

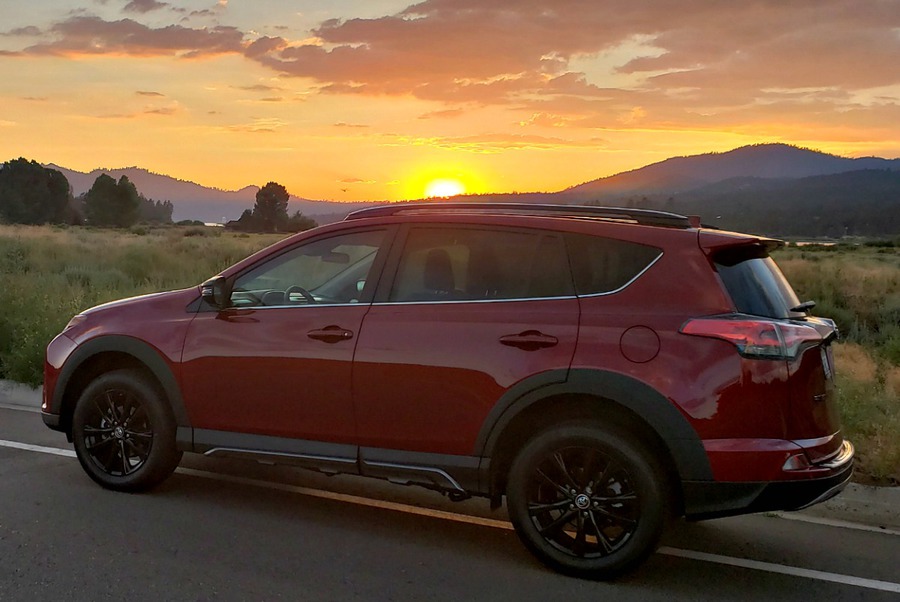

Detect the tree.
xmin=252 ymin=181 xmax=289 ymax=232
xmin=84 ymin=174 xmax=141 ymax=227
xmin=0 ymin=158 xmax=72 ymax=224
xmin=283 ymin=210 xmax=317 ymax=232
xmin=138 ymin=197 xmax=174 ymax=224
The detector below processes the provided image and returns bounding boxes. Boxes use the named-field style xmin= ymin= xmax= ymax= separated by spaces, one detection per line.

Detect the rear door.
xmin=352 ymin=224 xmax=580 ymax=457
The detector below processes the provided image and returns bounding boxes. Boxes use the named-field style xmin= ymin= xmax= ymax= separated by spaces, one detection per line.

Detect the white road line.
xmin=0 ymin=439 xmax=76 ymax=458
xmin=0 ymin=402 xmax=40 ymax=413
xmin=658 ymin=547 xmax=900 ymax=594
xmin=3 ymin=438 xmax=900 ymax=594
xmin=772 ymin=511 xmax=900 ymax=537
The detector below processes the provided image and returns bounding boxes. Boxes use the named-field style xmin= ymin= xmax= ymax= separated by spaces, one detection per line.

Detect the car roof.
xmin=345 ymin=202 xmax=702 ymax=229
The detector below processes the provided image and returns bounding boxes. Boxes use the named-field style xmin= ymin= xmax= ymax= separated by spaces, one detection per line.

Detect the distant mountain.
xmin=561 ymin=144 xmax=900 ymax=203
xmin=45 ymin=164 xmax=376 ymax=223
xmin=41 ymin=144 xmax=900 ymax=234
xmin=670 ymin=169 xmax=900 ymax=237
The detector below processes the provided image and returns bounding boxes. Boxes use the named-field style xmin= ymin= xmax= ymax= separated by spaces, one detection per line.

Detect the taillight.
xmin=680 ymin=317 xmax=822 ymax=359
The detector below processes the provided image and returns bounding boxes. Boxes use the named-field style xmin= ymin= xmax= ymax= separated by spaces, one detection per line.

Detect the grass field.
xmin=1 ymin=225 xmax=897 ymax=484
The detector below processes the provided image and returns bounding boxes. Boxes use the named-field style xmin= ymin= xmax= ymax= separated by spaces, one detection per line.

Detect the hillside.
xmin=671 ymin=169 xmax=900 ymax=237
xmin=44 ymin=165 xmax=379 ymax=223
xmin=562 ymin=144 xmax=900 ymax=202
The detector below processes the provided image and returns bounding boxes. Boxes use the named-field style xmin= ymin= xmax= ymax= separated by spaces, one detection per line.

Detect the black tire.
xmin=71 ymin=369 xmax=182 ymax=492
xmin=506 ymin=422 xmax=669 ymax=580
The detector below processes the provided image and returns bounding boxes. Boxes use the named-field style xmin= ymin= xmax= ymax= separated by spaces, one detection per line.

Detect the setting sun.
xmin=424 ymin=179 xmax=466 ymax=198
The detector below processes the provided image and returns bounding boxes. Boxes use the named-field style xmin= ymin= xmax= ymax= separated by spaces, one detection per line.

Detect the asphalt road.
xmin=2 ymin=405 xmax=899 ymax=602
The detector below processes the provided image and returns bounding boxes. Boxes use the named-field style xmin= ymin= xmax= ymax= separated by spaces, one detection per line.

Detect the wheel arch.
xmin=53 ymin=335 xmax=189 ymax=437
xmin=478 ymin=369 xmax=712 ymax=509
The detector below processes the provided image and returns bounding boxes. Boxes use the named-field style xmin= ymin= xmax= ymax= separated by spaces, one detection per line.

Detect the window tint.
xmin=389 ymin=227 xmax=573 ymax=302
xmin=566 ymin=234 xmax=661 ymax=295
xmin=715 ymin=248 xmax=802 ymax=319
xmin=231 ymin=229 xmax=385 ymax=307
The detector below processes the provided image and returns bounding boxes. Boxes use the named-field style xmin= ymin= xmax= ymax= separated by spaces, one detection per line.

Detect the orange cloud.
xmin=20 ymin=16 xmax=243 ymax=58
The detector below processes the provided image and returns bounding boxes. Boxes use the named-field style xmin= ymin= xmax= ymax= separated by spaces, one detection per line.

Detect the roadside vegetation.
xmin=0 ymin=225 xmax=896 ymax=484
xmin=0 ymin=224 xmax=282 ymax=387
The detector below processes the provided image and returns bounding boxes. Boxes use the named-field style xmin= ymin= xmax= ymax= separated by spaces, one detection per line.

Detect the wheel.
xmin=71 ymin=369 xmax=182 ymax=492
xmin=285 ymin=285 xmax=316 ymax=304
xmin=506 ymin=422 xmax=669 ymax=580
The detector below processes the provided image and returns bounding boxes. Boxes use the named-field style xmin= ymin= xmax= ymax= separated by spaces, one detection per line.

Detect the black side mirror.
xmin=200 ymin=276 xmax=231 ymax=310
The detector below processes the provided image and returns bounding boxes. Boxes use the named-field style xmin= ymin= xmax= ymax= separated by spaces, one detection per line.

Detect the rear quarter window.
xmin=714 ymin=247 xmax=803 ymax=319
xmin=566 ymin=234 xmax=662 ymax=295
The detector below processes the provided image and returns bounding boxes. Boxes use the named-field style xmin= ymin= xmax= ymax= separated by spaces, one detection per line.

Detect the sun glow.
xmin=424 ymin=178 xmax=466 ymax=198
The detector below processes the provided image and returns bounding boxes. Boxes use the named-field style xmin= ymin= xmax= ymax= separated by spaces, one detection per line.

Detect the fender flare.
xmin=53 ymin=335 xmax=190 ymax=427
xmin=475 ymin=368 xmax=713 ymax=482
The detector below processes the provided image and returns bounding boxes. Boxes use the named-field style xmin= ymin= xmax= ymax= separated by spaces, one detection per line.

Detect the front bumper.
xmin=683 ymin=439 xmax=854 ymax=520
xmin=42 ymin=411 xmax=63 ymax=431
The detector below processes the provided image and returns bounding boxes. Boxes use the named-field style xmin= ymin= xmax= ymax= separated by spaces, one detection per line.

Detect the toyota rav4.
xmin=42 ymin=203 xmax=853 ymax=579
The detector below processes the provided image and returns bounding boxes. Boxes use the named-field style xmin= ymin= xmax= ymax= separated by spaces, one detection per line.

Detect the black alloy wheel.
xmin=81 ymin=386 xmax=153 ymax=477
xmin=507 ymin=423 xmax=668 ymax=580
xmin=72 ymin=370 xmax=182 ymax=492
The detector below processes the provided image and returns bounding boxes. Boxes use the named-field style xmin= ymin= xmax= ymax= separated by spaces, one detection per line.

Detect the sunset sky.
xmin=1 ymin=0 xmax=899 ymax=201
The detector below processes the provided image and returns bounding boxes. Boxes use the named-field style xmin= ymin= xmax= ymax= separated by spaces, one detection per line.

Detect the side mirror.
xmin=200 ymin=276 xmax=231 ymax=310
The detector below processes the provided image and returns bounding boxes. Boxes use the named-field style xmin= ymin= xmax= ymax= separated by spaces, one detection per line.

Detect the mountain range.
xmin=45 ymin=143 xmax=900 ymax=237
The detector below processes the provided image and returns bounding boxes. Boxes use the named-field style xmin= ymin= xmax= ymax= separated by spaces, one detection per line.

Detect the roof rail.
xmin=345 ymin=201 xmax=698 ymax=228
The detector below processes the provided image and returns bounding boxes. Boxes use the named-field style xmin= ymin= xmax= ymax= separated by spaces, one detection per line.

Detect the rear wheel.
xmin=72 ymin=369 xmax=182 ymax=492
xmin=506 ymin=423 xmax=668 ymax=579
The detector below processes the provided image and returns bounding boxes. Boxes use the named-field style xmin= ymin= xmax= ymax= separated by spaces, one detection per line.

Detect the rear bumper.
xmin=683 ymin=439 xmax=853 ymax=520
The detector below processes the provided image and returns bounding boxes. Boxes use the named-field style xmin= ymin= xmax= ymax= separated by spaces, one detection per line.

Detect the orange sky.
xmin=1 ymin=0 xmax=899 ymax=201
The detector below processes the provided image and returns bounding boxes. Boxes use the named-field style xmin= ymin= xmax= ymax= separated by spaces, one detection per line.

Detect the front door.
xmin=181 ymin=228 xmax=389 ymax=444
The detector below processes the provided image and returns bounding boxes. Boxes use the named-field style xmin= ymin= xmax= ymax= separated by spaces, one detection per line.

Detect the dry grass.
xmin=832 ymin=343 xmax=900 ymax=485
xmin=0 ymin=224 xmax=283 ymax=385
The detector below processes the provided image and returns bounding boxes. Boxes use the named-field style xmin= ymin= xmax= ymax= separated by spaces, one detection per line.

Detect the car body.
xmin=42 ymin=203 xmax=853 ymax=579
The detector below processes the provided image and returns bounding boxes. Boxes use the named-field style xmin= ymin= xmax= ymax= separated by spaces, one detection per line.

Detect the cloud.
xmin=4 ymin=1 xmax=898 ymax=142
xmin=2 ymin=26 xmax=42 ymax=37
xmin=19 ymin=16 xmax=244 ymax=58
xmin=234 ymin=84 xmax=283 ymax=92
xmin=241 ymin=0 xmax=900 ymax=126
xmin=124 ymin=0 xmax=169 ymax=14
xmin=136 ymin=90 xmax=165 ymax=96
xmin=419 ymin=108 xmax=466 ymax=119
xmin=226 ymin=117 xmax=288 ymax=133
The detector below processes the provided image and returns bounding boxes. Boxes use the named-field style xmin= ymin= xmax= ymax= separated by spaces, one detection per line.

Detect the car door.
xmin=352 ymin=224 xmax=580 ymax=459
xmin=181 ymin=227 xmax=391 ymax=448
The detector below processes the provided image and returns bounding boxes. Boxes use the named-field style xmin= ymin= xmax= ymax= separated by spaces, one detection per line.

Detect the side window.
xmin=231 ymin=229 xmax=386 ymax=307
xmin=566 ymin=234 xmax=661 ymax=295
xmin=389 ymin=227 xmax=573 ymax=302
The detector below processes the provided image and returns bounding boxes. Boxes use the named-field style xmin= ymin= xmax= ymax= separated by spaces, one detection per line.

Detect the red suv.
xmin=42 ymin=203 xmax=853 ymax=579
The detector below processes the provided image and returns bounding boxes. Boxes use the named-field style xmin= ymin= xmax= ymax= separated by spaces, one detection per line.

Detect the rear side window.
xmin=714 ymin=247 xmax=802 ymax=319
xmin=389 ymin=227 xmax=573 ymax=302
xmin=566 ymin=234 xmax=661 ymax=295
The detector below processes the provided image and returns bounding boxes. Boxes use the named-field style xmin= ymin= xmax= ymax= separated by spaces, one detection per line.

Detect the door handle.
xmin=499 ymin=330 xmax=558 ymax=351
xmin=307 ymin=325 xmax=354 ymax=343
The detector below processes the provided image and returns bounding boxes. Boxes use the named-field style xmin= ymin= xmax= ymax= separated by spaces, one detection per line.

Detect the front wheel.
xmin=72 ymin=369 xmax=182 ymax=492
xmin=506 ymin=423 xmax=669 ymax=580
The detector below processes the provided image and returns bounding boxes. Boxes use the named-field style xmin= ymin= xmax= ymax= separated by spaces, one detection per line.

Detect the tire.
xmin=506 ymin=422 xmax=669 ymax=580
xmin=72 ymin=369 xmax=182 ymax=492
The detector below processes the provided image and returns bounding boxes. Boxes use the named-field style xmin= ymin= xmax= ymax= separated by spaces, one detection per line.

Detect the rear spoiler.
xmin=699 ymin=229 xmax=784 ymax=256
